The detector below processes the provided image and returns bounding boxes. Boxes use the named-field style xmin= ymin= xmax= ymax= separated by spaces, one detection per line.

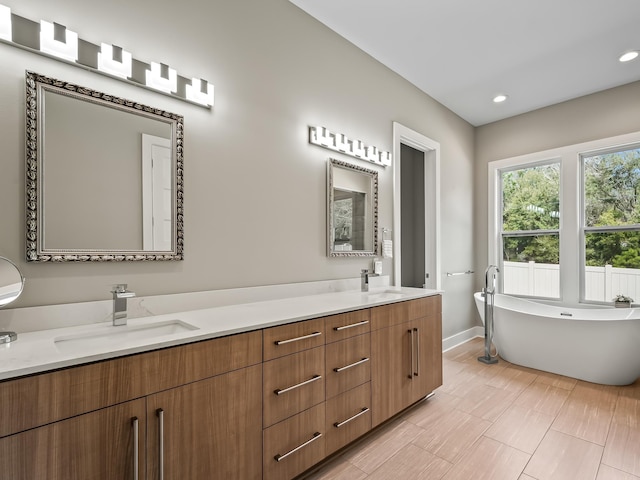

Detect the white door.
xmin=142 ymin=134 xmax=172 ymax=251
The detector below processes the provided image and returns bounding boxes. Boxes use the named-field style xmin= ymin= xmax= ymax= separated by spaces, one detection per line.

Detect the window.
xmin=488 ymin=131 xmax=640 ymax=305
xmin=500 ymin=162 xmax=560 ymax=298
xmin=582 ymin=146 xmax=640 ymax=302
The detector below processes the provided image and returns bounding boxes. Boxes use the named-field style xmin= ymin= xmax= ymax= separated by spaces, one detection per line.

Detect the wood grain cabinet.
xmin=324 ymin=310 xmax=372 ymax=457
xmin=0 ymin=398 xmax=147 ymax=480
xmin=146 ymin=364 xmax=263 ymax=480
xmin=0 ymin=331 xmax=263 ymax=480
xmin=371 ymin=296 xmax=442 ymax=427
xmin=262 ymin=319 xmax=328 ymax=480
xmin=0 ymin=295 xmax=442 ymax=480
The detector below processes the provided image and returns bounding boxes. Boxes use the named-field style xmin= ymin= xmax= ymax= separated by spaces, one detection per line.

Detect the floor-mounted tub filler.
xmin=473 ymin=292 xmax=640 ymax=385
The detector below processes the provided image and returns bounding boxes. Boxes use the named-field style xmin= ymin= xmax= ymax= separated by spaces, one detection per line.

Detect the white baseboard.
xmin=442 ymin=326 xmax=484 ymax=352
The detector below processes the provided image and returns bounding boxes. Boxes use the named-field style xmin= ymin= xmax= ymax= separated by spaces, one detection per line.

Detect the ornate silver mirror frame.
xmin=327 ymin=158 xmax=379 ymax=257
xmin=25 ymin=71 xmax=184 ymax=262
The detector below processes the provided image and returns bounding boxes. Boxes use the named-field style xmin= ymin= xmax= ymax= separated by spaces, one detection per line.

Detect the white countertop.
xmin=0 ymin=286 xmax=440 ymax=381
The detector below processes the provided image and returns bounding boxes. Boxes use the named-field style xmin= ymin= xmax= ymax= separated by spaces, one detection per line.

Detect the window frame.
xmin=579 ymin=143 xmax=640 ymax=304
xmin=487 ymin=130 xmax=640 ymax=306
xmin=498 ymin=160 xmax=561 ymax=300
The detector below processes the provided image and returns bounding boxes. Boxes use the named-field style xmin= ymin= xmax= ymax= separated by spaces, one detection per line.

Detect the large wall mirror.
xmin=25 ymin=71 xmax=184 ymax=262
xmin=327 ymin=158 xmax=378 ymax=257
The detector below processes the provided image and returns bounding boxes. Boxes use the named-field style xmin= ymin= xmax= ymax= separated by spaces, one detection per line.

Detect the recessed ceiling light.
xmin=493 ymin=94 xmax=508 ymax=103
xmin=619 ymin=51 xmax=639 ymax=63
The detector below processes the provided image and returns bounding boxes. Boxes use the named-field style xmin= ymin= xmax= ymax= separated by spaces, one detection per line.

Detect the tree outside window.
xmin=500 ymin=163 xmax=560 ymax=298
xmin=583 ymin=147 xmax=640 ymax=301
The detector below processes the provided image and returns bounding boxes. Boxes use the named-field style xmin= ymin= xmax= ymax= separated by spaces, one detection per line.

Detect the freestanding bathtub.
xmin=474 ymin=292 xmax=640 ymax=385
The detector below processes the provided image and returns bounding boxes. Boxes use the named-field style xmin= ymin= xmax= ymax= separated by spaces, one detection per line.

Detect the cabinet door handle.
xmin=414 ymin=327 xmax=420 ymax=377
xmin=274 ymin=432 xmax=322 ymax=462
xmin=334 ymin=407 xmax=370 ymax=428
xmin=157 ymin=408 xmax=164 ymax=480
xmin=334 ymin=320 xmax=369 ymax=331
xmin=408 ymin=329 xmax=414 ymax=379
xmin=131 ymin=417 xmax=139 ymax=480
xmin=274 ymin=331 xmax=322 ymax=345
xmin=334 ymin=357 xmax=369 ymax=372
xmin=274 ymin=374 xmax=322 ymax=395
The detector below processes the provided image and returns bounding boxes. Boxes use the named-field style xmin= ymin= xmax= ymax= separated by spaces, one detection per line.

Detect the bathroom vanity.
xmin=0 ymin=292 xmax=441 ymax=480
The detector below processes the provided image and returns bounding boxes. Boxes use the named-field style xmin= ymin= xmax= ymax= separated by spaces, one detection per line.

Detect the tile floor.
xmin=305 ymin=338 xmax=640 ymax=480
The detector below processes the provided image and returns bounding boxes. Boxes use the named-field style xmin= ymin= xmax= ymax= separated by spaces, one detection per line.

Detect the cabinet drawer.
xmin=0 ymin=330 xmax=262 ymax=439
xmin=324 ymin=309 xmax=370 ymax=343
xmin=263 ymin=403 xmax=325 ymax=480
xmin=325 ymin=334 xmax=370 ymax=399
xmin=263 ymin=346 xmax=325 ymax=427
xmin=263 ymin=318 xmax=325 ymax=361
xmin=370 ymin=296 xmax=441 ymax=330
xmin=325 ymin=383 xmax=371 ymax=455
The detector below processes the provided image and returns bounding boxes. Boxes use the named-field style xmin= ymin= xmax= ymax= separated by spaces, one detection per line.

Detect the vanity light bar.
xmin=186 ymin=77 xmax=214 ymax=107
xmin=309 ymin=126 xmax=392 ymax=167
xmin=145 ymin=62 xmax=178 ymax=94
xmin=0 ymin=4 xmax=11 ymax=41
xmin=39 ymin=20 xmax=78 ymax=62
xmin=0 ymin=4 xmax=213 ymax=108
xmin=98 ymin=43 xmax=132 ymax=79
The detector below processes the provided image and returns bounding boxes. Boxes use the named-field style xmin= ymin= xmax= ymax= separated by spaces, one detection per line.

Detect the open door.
xmin=393 ymin=123 xmax=440 ymax=290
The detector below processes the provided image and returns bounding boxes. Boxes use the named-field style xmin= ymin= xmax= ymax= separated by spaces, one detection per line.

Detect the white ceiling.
xmin=289 ymin=0 xmax=640 ymax=126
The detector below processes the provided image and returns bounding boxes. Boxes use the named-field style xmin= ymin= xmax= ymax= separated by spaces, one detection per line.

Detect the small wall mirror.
xmin=0 ymin=257 xmax=25 ymax=344
xmin=327 ymin=158 xmax=378 ymax=257
xmin=25 ymin=71 xmax=184 ymax=262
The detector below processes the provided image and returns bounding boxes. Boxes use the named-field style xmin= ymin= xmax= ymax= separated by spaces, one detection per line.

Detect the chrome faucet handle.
xmin=112 ymin=284 xmax=135 ymax=298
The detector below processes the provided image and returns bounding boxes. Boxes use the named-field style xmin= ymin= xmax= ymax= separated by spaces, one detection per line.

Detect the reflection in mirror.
xmin=0 ymin=256 xmax=25 ymax=344
xmin=25 ymin=71 xmax=184 ymax=262
xmin=327 ymin=158 xmax=378 ymax=257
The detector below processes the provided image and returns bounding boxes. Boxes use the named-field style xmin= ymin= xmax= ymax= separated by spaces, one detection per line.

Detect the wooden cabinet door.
xmin=0 ymin=398 xmax=146 ymax=480
xmin=371 ymin=323 xmax=413 ymax=427
xmin=147 ymin=364 xmax=262 ymax=480
xmin=409 ymin=315 xmax=443 ymax=403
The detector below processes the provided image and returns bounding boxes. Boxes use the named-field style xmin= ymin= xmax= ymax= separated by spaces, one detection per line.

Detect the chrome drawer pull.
xmin=334 ymin=357 xmax=369 ymax=372
xmin=274 ymin=374 xmax=322 ymax=395
xmin=334 ymin=407 xmax=370 ymax=428
xmin=274 ymin=331 xmax=322 ymax=345
xmin=414 ymin=327 xmax=420 ymax=377
xmin=157 ymin=409 xmax=164 ymax=480
xmin=408 ymin=329 xmax=414 ymax=379
xmin=132 ymin=417 xmax=139 ymax=480
xmin=274 ymin=432 xmax=322 ymax=462
xmin=334 ymin=320 xmax=369 ymax=331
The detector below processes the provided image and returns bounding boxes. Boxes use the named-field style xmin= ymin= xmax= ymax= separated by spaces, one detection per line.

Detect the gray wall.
xmin=474 ymin=81 xmax=640 ymax=295
xmin=0 ymin=0 xmax=475 ymax=341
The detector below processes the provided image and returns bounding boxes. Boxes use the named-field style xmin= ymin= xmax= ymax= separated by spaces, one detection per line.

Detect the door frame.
xmin=392 ymin=122 xmax=441 ymax=290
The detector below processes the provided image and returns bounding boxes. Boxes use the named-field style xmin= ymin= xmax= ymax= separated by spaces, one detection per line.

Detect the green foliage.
xmin=502 ymin=164 xmax=560 ymax=263
xmin=585 ymin=150 xmax=640 ymax=227
xmin=502 ymin=149 xmax=640 ymax=268
xmin=584 ymin=148 xmax=640 ymax=267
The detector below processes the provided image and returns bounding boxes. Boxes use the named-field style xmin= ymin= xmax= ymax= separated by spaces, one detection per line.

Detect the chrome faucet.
xmin=361 ymin=269 xmax=379 ymax=292
xmin=483 ymin=265 xmax=500 ymax=296
xmin=111 ymin=284 xmax=136 ymax=326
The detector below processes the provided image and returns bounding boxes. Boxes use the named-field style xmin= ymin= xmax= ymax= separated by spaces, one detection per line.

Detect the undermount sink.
xmin=365 ymin=289 xmax=406 ymax=301
xmin=54 ymin=319 xmax=199 ymax=353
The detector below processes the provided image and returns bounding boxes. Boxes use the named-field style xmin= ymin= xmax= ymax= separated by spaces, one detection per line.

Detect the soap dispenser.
xmin=373 ymin=258 xmax=382 ymax=275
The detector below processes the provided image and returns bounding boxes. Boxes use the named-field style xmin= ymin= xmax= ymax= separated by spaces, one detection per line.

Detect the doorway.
xmin=392 ymin=123 xmax=440 ymax=290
